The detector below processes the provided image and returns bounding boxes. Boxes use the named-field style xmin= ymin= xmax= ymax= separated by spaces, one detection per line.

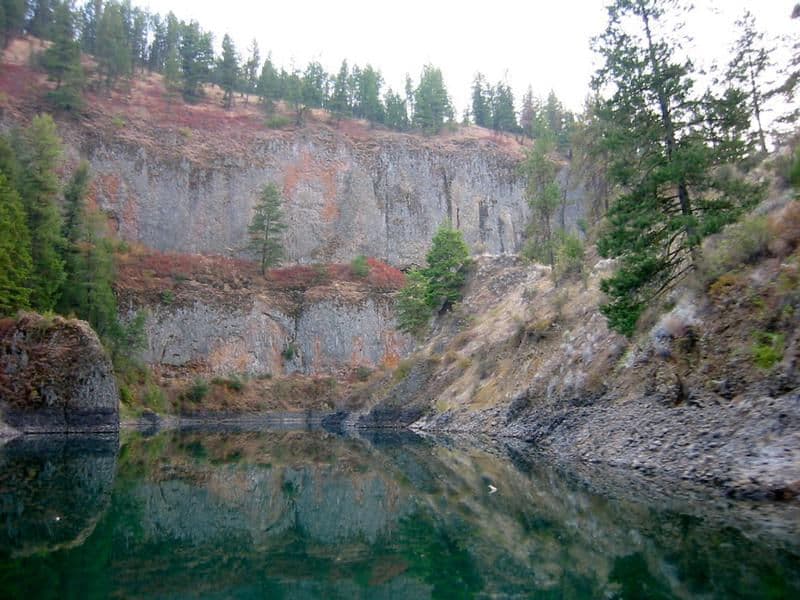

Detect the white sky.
xmin=141 ymin=0 xmax=798 ymax=117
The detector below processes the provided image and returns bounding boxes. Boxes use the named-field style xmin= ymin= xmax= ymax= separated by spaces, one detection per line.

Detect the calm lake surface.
xmin=1 ymin=427 xmax=799 ymax=599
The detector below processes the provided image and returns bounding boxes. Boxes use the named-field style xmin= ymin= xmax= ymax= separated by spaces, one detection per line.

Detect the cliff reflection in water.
xmin=1 ymin=428 xmax=799 ymax=598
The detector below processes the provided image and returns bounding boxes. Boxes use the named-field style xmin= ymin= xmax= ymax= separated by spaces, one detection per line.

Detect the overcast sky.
xmin=141 ymin=0 xmax=798 ymax=117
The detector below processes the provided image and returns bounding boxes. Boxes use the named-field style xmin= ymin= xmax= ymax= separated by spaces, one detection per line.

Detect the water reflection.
xmin=0 ymin=429 xmax=798 ymax=599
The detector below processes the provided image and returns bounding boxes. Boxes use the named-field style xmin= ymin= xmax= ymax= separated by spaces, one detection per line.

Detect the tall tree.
xmin=592 ymin=0 xmax=762 ymax=336
xmin=726 ymin=10 xmax=772 ymax=154
xmin=354 ymin=64 xmax=383 ymax=122
xmin=329 ymin=59 xmax=351 ymax=119
xmin=96 ymin=0 xmax=131 ymax=91
xmin=423 ymin=224 xmax=471 ymax=311
xmin=248 ymin=182 xmax=287 ymax=275
xmin=301 ymin=60 xmax=328 ymax=109
xmin=0 ymin=172 xmax=33 ymax=314
xmin=383 ymin=88 xmax=409 ymax=131
xmin=413 ymin=64 xmax=453 ymax=133
xmin=256 ymin=53 xmax=280 ymax=112
xmin=1 ymin=0 xmax=28 ymax=47
xmin=218 ymin=33 xmax=239 ymax=109
xmin=492 ymin=80 xmax=518 ymax=133
xmin=242 ymin=38 xmax=260 ymax=102
xmin=519 ymin=86 xmax=536 ymax=138
xmin=521 ymin=136 xmax=560 ymax=266
xmin=471 ymin=73 xmax=491 ymax=128
xmin=179 ymin=20 xmax=213 ymax=101
xmin=16 ymin=114 xmax=67 ymax=312
xmin=27 ymin=0 xmax=54 ymax=39
xmin=771 ymin=4 xmax=800 ymax=127
xmin=41 ymin=1 xmax=83 ymax=109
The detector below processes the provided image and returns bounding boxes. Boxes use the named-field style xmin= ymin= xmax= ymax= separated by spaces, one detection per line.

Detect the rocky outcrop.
xmin=84 ymin=132 xmax=536 ymax=266
xmin=0 ymin=313 xmax=119 ymax=434
xmin=132 ymin=283 xmax=413 ymax=377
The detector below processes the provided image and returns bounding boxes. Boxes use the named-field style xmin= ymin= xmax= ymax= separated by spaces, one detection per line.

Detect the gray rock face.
xmin=138 ymin=290 xmax=414 ymax=376
xmin=0 ymin=313 xmax=119 ymax=434
xmin=84 ymin=133 xmax=539 ymax=266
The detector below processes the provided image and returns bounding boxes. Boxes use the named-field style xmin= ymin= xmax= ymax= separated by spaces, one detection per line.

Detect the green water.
xmin=1 ymin=429 xmax=798 ymax=599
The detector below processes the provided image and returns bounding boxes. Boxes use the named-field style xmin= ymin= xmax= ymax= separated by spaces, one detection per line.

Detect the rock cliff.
xmin=0 ymin=313 xmax=120 ymax=434
xmin=83 ymin=131 xmax=534 ymax=266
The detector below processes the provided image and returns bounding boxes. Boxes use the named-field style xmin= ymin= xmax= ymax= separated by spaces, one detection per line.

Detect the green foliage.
xmin=159 ymin=289 xmax=174 ymax=304
xmin=248 ymin=182 xmax=287 ymax=275
xmin=592 ymin=0 xmax=764 ymax=337
xmin=40 ymin=1 xmax=83 ymax=110
xmin=96 ymin=1 xmax=131 ymax=91
xmin=396 ymin=269 xmax=431 ymax=337
xmin=413 ymin=65 xmax=453 ymax=133
xmin=17 ymin=114 xmax=67 ymax=312
xmin=265 ymin=115 xmax=291 ymax=129
xmin=555 ymin=232 xmax=585 ymax=278
xmin=726 ymin=10 xmax=772 ymax=155
xmin=183 ymin=379 xmax=209 ymax=403
xmin=0 ymin=172 xmax=32 ymax=314
xmin=355 ymin=365 xmax=372 ymax=382
xmin=752 ymin=332 xmax=785 ymax=369
xmin=521 ymin=137 xmax=561 ymax=266
xmin=212 ymin=375 xmax=244 ymax=392
xmin=790 ymin=145 xmax=800 ymax=190
xmin=282 ymin=342 xmax=297 ymax=361
xmin=218 ymin=33 xmax=239 ymax=109
xmin=179 ymin=20 xmax=214 ymax=101
xmin=698 ymin=216 xmax=770 ymax=284
xmin=424 ymin=225 xmax=471 ymax=310
xmin=396 ymin=226 xmax=471 ymax=337
xmin=350 ymin=255 xmax=369 ymax=278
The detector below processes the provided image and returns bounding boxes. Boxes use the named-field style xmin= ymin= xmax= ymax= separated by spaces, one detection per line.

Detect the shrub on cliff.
xmin=397 ymin=225 xmax=471 ymax=337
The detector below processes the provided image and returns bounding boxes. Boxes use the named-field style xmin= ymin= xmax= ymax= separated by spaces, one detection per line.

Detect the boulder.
xmin=0 ymin=313 xmax=119 ymax=434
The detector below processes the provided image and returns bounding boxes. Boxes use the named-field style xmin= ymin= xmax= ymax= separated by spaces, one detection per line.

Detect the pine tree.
xmin=519 ymin=86 xmax=536 ymax=138
xmin=243 ymin=39 xmax=260 ymax=103
xmin=17 ymin=114 xmax=67 ymax=312
xmin=218 ymin=33 xmax=239 ymax=109
xmin=329 ymin=60 xmax=351 ymax=119
xmin=413 ymin=65 xmax=453 ymax=133
xmin=59 ymin=160 xmax=89 ymax=314
xmin=1 ymin=0 xmax=27 ymax=47
xmin=27 ymin=0 xmax=54 ymax=39
xmin=248 ymin=183 xmax=287 ymax=275
xmin=96 ymin=1 xmax=132 ymax=91
xmin=41 ymin=1 xmax=84 ymax=109
xmin=726 ymin=10 xmax=772 ymax=154
xmin=179 ymin=20 xmax=213 ymax=101
xmin=355 ymin=65 xmax=383 ymax=122
xmin=396 ymin=269 xmax=430 ymax=337
xmin=423 ymin=224 xmax=470 ymax=310
xmin=593 ymin=0 xmax=763 ymax=336
xmin=773 ymin=4 xmax=800 ymax=126
xmin=521 ymin=136 xmax=560 ymax=266
xmin=256 ymin=53 xmax=280 ymax=112
xmin=491 ymin=80 xmax=518 ymax=133
xmin=301 ymin=60 xmax=328 ymax=109
xmin=0 ymin=172 xmax=33 ymax=314
xmin=471 ymin=73 xmax=491 ymax=128
xmin=383 ymin=88 xmax=409 ymax=131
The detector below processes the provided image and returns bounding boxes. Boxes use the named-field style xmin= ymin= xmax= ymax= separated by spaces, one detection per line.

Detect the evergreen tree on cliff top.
xmin=248 ymin=183 xmax=287 ymax=276
xmin=592 ymin=0 xmax=763 ymax=336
